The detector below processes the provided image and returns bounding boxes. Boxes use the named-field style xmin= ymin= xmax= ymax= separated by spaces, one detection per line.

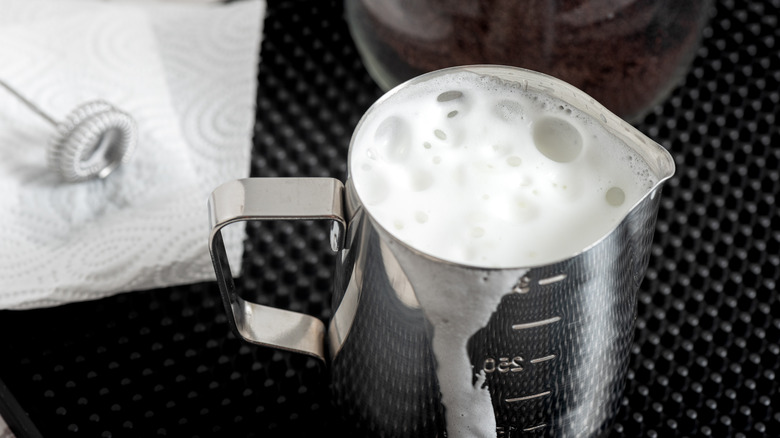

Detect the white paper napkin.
xmin=0 ymin=0 xmax=266 ymax=309
xmin=0 ymin=416 xmax=10 ymax=438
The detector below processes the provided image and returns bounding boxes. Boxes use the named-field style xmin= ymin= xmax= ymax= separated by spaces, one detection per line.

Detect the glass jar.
xmin=346 ymin=0 xmax=713 ymax=122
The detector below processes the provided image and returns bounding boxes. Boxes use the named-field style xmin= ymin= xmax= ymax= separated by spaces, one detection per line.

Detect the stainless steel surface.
xmin=321 ymin=179 xmax=668 ymax=437
xmin=208 ymin=178 xmax=346 ymax=362
xmin=209 ymin=66 xmax=675 ymax=437
xmin=0 ymin=78 xmax=136 ymax=182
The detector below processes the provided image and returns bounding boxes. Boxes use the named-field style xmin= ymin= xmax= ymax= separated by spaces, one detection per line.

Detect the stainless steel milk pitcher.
xmin=208 ymin=66 xmax=675 ymax=437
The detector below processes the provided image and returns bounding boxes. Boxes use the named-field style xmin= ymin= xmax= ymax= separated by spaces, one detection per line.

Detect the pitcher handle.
xmin=208 ymin=178 xmax=346 ymax=363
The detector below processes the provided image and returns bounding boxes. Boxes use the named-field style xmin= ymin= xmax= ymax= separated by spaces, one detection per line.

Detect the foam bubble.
xmin=494 ymin=99 xmax=526 ymax=122
xmin=532 ymin=117 xmax=583 ymax=163
xmin=506 ymin=156 xmax=522 ymax=167
xmin=437 ymin=90 xmax=463 ymax=102
xmin=606 ymin=187 xmax=626 ymax=206
xmin=375 ymin=116 xmax=411 ymax=163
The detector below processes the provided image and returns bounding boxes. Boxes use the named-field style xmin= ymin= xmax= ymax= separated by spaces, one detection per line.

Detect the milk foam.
xmin=350 ymin=71 xmax=657 ymax=268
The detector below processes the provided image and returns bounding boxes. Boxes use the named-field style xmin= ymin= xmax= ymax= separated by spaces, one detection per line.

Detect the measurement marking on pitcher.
xmin=530 ymin=354 xmax=556 ymax=364
xmin=512 ymin=316 xmax=561 ymax=330
xmin=538 ymin=274 xmax=566 ymax=285
xmin=505 ymin=391 xmax=551 ymax=403
xmin=523 ymin=424 xmax=547 ymax=432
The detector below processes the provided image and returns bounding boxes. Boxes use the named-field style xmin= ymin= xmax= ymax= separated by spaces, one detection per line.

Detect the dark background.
xmin=1 ymin=0 xmax=778 ymax=436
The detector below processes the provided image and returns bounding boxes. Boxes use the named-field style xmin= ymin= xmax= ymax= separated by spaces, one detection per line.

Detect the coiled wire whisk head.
xmin=0 ymin=78 xmax=137 ymax=183
xmin=49 ymin=101 xmax=137 ymax=182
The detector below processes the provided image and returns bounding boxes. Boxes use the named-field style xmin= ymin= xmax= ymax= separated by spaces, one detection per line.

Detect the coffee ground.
xmin=347 ymin=0 xmax=711 ymax=121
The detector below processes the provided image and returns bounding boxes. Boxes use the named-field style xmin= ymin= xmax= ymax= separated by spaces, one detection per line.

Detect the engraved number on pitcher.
xmin=483 ymin=356 xmax=524 ymax=373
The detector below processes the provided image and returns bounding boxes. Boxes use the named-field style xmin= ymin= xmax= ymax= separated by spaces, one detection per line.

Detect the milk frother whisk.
xmin=0 ymin=78 xmax=137 ymax=182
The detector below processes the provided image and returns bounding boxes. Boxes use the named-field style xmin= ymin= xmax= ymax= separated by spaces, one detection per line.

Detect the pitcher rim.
xmin=346 ymin=64 xmax=675 ymax=271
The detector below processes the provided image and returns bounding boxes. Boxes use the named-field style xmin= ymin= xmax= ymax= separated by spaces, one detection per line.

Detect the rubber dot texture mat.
xmin=0 ymin=0 xmax=778 ymax=437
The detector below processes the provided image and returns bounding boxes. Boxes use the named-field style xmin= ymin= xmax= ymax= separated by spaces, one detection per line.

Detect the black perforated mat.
xmin=1 ymin=0 xmax=778 ymax=436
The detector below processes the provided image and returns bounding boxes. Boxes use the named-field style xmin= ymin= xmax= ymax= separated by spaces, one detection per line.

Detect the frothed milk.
xmin=350 ymin=70 xmax=657 ymax=267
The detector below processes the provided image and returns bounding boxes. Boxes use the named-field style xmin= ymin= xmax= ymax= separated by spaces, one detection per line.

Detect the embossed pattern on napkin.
xmin=0 ymin=0 xmax=265 ymax=309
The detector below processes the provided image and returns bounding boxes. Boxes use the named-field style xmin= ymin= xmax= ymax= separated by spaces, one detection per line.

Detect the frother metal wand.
xmin=0 ymin=78 xmax=137 ymax=182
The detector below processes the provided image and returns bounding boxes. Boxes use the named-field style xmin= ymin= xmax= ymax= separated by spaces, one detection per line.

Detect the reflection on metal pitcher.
xmin=208 ymin=66 xmax=675 ymax=437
